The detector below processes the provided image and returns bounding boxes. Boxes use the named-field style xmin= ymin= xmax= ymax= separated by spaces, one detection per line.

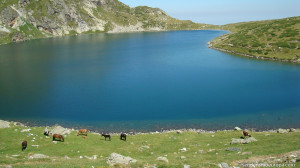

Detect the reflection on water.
xmin=0 ymin=31 xmax=300 ymax=131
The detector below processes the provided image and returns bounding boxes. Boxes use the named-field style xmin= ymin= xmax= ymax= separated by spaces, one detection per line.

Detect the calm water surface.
xmin=0 ymin=30 xmax=300 ymax=132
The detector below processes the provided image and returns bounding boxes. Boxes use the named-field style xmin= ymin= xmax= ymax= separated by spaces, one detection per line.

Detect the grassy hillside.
xmin=0 ymin=124 xmax=300 ymax=167
xmin=209 ymin=17 xmax=300 ymax=62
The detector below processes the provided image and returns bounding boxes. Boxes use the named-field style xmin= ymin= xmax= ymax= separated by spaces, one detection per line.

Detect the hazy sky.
xmin=119 ymin=0 xmax=300 ymax=25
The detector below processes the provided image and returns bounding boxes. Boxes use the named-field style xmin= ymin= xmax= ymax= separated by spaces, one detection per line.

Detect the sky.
xmin=119 ymin=0 xmax=300 ymax=25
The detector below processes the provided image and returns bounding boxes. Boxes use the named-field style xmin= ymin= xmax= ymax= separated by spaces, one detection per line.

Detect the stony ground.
xmin=0 ymin=121 xmax=300 ymax=167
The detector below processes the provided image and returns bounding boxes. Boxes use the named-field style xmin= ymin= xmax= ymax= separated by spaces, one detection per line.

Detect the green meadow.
xmin=1 ymin=125 xmax=299 ymax=167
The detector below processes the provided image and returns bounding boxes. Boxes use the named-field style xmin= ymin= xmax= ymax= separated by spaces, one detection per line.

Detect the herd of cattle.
xmin=21 ymin=128 xmax=127 ymax=151
xmin=21 ymin=129 xmax=252 ymax=151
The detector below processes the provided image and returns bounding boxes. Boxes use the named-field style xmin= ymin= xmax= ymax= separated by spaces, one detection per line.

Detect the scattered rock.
xmin=177 ymin=130 xmax=182 ymax=134
xmin=32 ymin=145 xmax=39 ymax=148
xmin=0 ymin=120 xmax=11 ymax=128
xmin=84 ymin=155 xmax=97 ymax=160
xmin=79 ymin=156 xmax=83 ymax=159
xmin=234 ymin=127 xmax=242 ymax=131
xmin=107 ymin=153 xmax=137 ymax=166
xmin=13 ymin=122 xmax=25 ymax=127
xmin=226 ymin=148 xmax=242 ymax=151
xmin=231 ymin=137 xmax=257 ymax=144
xmin=277 ymin=129 xmax=288 ymax=134
xmin=183 ymin=165 xmax=190 ymax=168
xmin=242 ymin=152 xmax=253 ymax=155
xmin=208 ymin=149 xmax=215 ymax=152
xmin=156 ymin=157 xmax=168 ymax=163
xmin=179 ymin=148 xmax=187 ymax=152
xmin=21 ymin=128 xmax=31 ymax=132
xmin=289 ymin=128 xmax=296 ymax=132
xmin=53 ymin=141 xmax=57 ymax=144
xmin=49 ymin=126 xmax=71 ymax=135
xmin=64 ymin=155 xmax=70 ymax=160
xmin=138 ymin=145 xmax=150 ymax=151
xmin=219 ymin=162 xmax=230 ymax=168
xmin=28 ymin=154 xmax=49 ymax=159
xmin=180 ymin=156 xmax=186 ymax=160
xmin=198 ymin=150 xmax=205 ymax=154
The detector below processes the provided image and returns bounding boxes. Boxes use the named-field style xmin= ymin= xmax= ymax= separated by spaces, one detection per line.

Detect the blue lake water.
xmin=0 ymin=30 xmax=300 ymax=132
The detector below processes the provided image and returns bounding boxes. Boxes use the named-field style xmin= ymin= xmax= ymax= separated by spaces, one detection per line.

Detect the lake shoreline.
xmin=1 ymin=119 xmax=298 ymax=135
xmin=209 ymin=45 xmax=300 ymax=64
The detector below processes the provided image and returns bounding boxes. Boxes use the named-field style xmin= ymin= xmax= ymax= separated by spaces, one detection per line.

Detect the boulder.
xmin=180 ymin=156 xmax=186 ymax=160
xmin=28 ymin=154 xmax=49 ymax=159
xmin=107 ymin=153 xmax=137 ymax=166
xmin=219 ymin=162 xmax=230 ymax=168
xmin=277 ymin=129 xmax=288 ymax=134
xmin=0 ymin=120 xmax=10 ymax=128
xmin=156 ymin=157 xmax=168 ymax=163
xmin=289 ymin=128 xmax=296 ymax=132
xmin=234 ymin=127 xmax=242 ymax=131
xmin=21 ymin=129 xmax=31 ymax=132
xmin=49 ymin=126 xmax=71 ymax=135
xmin=177 ymin=130 xmax=182 ymax=134
xmin=179 ymin=147 xmax=187 ymax=152
xmin=13 ymin=122 xmax=25 ymax=127
xmin=0 ymin=120 xmax=11 ymax=128
xmin=231 ymin=137 xmax=257 ymax=144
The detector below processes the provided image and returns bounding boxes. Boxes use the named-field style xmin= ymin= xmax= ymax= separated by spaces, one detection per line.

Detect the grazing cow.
xmin=44 ymin=128 xmax=49 ymax=136
xmin=101 ymin=134 xmax=111 ymax=141
xmin=243 ymin=131 xmax=251 ymax=138
xmin=53 ymin=134 xmax=64 ymax=142
xmin=120 ymin=133 xmax=126 ymax=141
xmin=22 ymin=141 xmax=27 ymax=151
xmin=77 ymin=129 xmax=88 ymax=136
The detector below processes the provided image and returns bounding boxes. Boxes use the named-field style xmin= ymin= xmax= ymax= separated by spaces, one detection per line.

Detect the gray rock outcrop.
xmin=277 ymin=129 xmax=288 ymax=134
xmin=234 ymin=127 xmax=242 ymax=131
xmin=49 ymin=126 xmax=71 ymax=135
xmin=219 ymin=162 xmax=230 ymax=168
xmin=0 ymin=120 xmax=11 ymax=128
xmin=107 ymin=153 xmax=137 ymax=166
xmin=156 ymin=157 xmax=169 ymax=163
xmin=28 ymin=154 xmax=49 ymax=159
xmin=231 ymin=137 xmax=257 ymax=144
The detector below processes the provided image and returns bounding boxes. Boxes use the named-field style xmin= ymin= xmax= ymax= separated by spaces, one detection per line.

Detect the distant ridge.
xmin=0 ymin=0 xmax=212 ymax=45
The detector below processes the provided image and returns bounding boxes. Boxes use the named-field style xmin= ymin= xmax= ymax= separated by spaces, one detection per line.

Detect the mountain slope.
xmin=209 ymin=17 xmax=300 ymax=62
xmin=0 ymin=0 xmax=213 ymax=45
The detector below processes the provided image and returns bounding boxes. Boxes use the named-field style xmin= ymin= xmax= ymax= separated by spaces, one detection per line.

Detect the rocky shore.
xmin=1 ymin=119 xmax=298 ymax=135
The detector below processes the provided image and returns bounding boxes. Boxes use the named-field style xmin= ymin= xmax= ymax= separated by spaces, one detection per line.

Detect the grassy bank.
xmin=209 ymin=17 xmax=300 ymax=63
xmin=1 ymin=124 xmax=299 ymax=167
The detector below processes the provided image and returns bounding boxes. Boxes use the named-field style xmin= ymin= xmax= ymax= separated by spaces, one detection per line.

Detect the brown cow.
xmin=53 ymin=134 xmax=64 ymax=142
xmin=77 ymin=129 xmax=88 ymax=136
xmin=243 ymin=131 xmax=251 ymax=137
xmin=22 ymin=141 xmax=27 ymax=151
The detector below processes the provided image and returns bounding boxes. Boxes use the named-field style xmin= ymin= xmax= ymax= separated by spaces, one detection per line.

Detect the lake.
xmin=0 ymin=30 xmax=300 ymax=132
